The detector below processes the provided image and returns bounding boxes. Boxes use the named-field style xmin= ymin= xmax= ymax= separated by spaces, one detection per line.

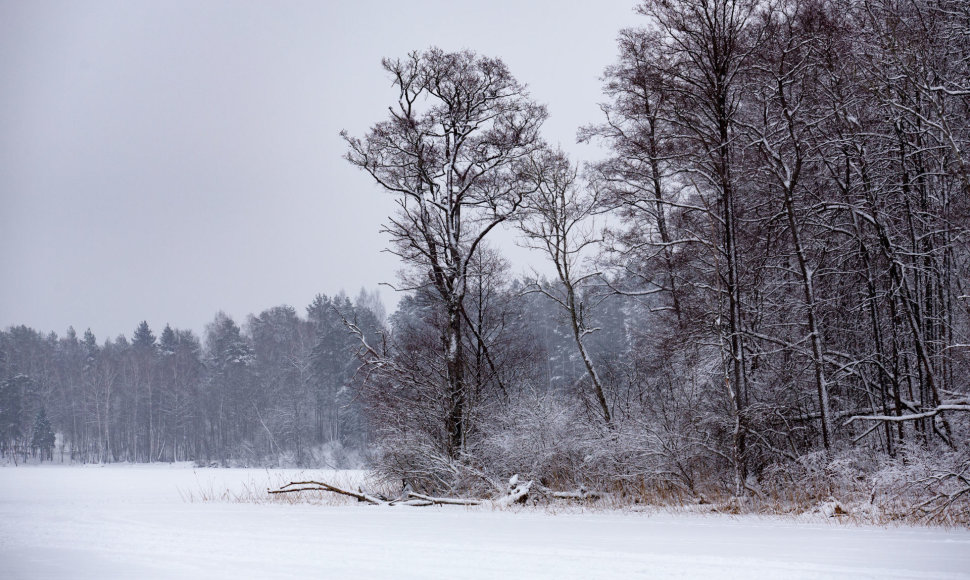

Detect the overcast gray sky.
xmin=1 ymin=0 xmax=637 ymax=341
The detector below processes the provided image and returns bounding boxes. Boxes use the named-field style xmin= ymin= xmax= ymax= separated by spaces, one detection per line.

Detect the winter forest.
xmin=3 ymin=0 xmax=970 ymax=524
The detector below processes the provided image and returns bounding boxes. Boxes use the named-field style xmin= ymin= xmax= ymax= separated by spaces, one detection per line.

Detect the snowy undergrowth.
xmin=182 ymin=464 xmax=966 ymax=529
xmin=62 ymin=440 xmax=961 ymax=528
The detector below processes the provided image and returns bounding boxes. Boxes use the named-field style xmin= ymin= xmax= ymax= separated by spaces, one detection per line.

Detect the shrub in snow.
xmin=478 ymin=395 xmax=588 ymax=489
xmin=872 ymin=444 xmax=970 ymax=525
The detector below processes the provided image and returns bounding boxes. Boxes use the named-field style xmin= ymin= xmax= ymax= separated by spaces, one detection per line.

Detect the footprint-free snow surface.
xmin=0 ymin=464 xmax=967 ymax=579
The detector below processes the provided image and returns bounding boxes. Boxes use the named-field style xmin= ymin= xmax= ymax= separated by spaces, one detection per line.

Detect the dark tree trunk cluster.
xmin=344 ymin=2 xmax=970 ymax=520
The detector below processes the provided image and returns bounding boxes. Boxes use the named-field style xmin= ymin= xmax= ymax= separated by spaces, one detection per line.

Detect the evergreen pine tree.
xmin=0 ymin=375 xmax=28 ymax=457
xmin=31 ymin=408 xmax=56 ymax=461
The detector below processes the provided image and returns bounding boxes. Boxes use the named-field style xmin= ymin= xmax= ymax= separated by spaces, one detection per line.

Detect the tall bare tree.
xmin=594 ymin=0 xmax=764 ymax=494
xmin=343 ymin=48 xmax=546 ymax=457
xmin=519 ymin=149 xmax=612 ymax=427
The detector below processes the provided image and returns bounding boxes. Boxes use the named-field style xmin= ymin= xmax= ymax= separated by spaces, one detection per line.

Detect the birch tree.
xmin=519 ymin=149 xmax=612 ymax=426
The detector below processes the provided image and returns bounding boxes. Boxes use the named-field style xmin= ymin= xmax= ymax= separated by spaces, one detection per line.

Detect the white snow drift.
xmin=0 ymin=464 xmax=968 ymax=579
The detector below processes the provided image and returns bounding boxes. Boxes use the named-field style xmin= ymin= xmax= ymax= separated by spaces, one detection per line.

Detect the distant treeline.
xmin=0 ymin=292 xmax=383 ymax=466
xmin=0 ymin=284 xmax=627 ymax=466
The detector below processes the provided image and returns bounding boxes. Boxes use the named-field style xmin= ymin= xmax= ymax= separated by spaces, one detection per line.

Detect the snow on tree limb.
xmin=845 ymin=404 xmax=970 ymax=425
xmin=268 ymin=475 xmax=603 ymax=508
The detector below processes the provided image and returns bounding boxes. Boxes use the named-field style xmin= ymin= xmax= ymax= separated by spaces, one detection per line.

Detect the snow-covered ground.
xmin=0 ymin=465 xmax=968 ymax=579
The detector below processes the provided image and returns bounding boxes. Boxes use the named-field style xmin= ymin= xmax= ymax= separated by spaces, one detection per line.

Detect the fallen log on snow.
xmin=493 ymin=477 xmax=533 ymax=508
xmin=268 ymin=480 xmax=481 ymax=507
xmin=268 ymin=480 xmax=387 ymax=504
xmin=268 ymin=475 xmax=604 ymax=507
xmin=401 ymin=492 xmax=482 ymax=506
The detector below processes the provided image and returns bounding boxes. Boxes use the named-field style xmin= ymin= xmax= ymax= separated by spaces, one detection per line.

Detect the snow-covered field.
xmin=1 ymin=465 xmax=968 ymax=579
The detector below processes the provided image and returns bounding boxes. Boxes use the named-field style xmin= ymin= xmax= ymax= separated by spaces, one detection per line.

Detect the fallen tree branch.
xmin=851 ymin=421 xmax=885 ymax=444
xmin=845 ymin=404 xmax=970 ymax=425
xmin=493 ymin=478 xmax=533 ymax=507
xmin=406 ymin=492 xmax=481 ymax=506
xmin=269 ymin=481 xmax=386 ymax=505
xmin=270 ymin=480 xmax=486 ymax=507
xmin=269 ymin=475 xmax=605 ymax=508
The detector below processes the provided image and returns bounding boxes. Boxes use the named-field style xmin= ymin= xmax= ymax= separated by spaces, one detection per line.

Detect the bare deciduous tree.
xmin=519 ymin=148 xmax=612 ymax=427
xmin=343 ymin=47 xmax=546 ymax=457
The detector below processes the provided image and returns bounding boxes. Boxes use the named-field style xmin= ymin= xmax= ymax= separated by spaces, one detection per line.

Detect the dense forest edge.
xmin=4 ymin=0 xmax=970 ymax=526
